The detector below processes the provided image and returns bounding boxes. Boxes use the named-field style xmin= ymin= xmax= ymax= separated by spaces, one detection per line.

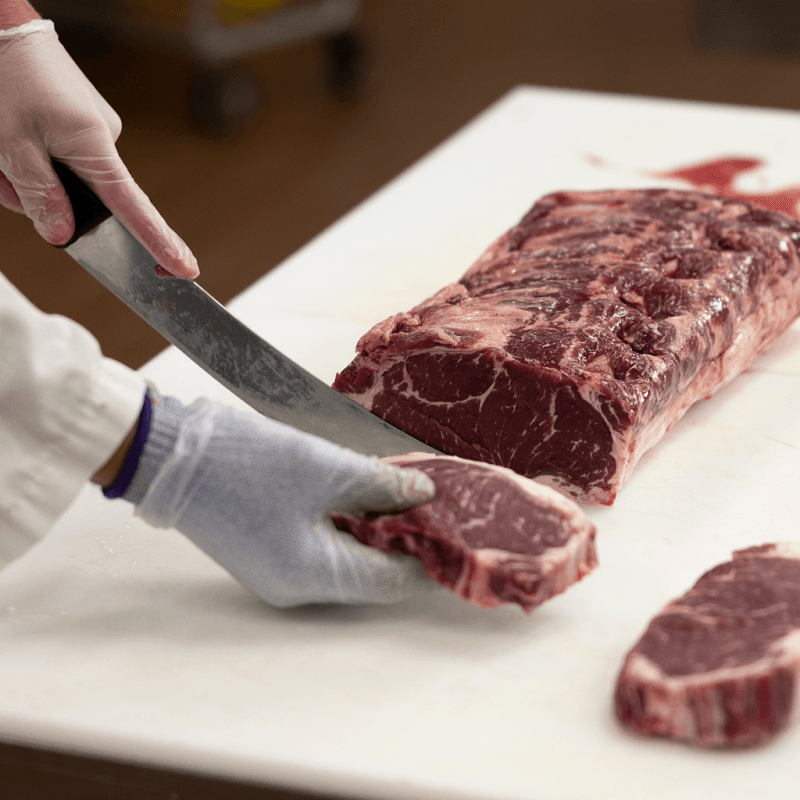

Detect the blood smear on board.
xmin=654 ymin=158 xmax=800 ymax=219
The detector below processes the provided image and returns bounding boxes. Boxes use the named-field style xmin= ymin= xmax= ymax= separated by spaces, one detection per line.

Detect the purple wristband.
xmin=103 ymin=392 xmax=152 ymax=499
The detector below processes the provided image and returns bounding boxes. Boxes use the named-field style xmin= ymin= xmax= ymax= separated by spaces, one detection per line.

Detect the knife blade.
xmin=52 ymin=161 xmax=438 ymax=458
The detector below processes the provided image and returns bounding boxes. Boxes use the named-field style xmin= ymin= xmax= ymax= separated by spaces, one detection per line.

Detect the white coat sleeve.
xmin=0 ymin=272 xmax=146 ymax=568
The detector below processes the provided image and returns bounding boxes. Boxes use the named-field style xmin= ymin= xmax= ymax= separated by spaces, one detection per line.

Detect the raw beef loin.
xmin=333 ymin=189 xmax=800 ymax=504
xmin=615 ymin=543 xmax=800 ymax=747
xmin=332 ymin=452 xmax=597 ymax=612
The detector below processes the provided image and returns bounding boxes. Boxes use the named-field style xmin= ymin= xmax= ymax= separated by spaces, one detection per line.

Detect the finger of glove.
xmin=0 ymin=171 xmax=24 ymax=213
xmin=256 ymin=517 xmax=435 ymax=607
xmin=316 ymin=523 xmax=436 ymax=605
xmin=66 ymin=153 xmax=199 ymax=279
xmin=329 ymin=454 xmax=436 ymax=517
xmin=234 ymin=414 xmax=436 ymax=516
xmin=86 ymin=81 xmax=122 ymax=143
xmin=1 ymin=143 xmax=75 ymax=244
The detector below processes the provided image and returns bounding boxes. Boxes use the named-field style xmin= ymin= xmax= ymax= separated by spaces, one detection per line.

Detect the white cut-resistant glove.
xmin=118 ymin=394 xmax=437 ymax=607
xmin=0 ymin=20 xmax=198 ymax=278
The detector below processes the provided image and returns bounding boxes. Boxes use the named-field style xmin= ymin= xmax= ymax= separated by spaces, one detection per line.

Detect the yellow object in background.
xmin=220 ymin=0 xmax=289 ymax=9
xmin=217 ymin=0 xmax=292 ymax=24
xmin=127 ymin=0 xmax=294 ymax=25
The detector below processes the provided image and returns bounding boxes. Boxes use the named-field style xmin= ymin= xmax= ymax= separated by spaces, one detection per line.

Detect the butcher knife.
xmin=51 ymin=161 xmax=438 ymax=458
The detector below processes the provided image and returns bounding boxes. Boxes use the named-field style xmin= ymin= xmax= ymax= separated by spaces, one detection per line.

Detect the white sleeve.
xmin=0 ymin=272 xmax=146 ymax=568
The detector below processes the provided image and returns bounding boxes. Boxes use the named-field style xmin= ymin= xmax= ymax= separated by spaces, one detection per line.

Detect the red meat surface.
xmin=615 ymin=543 xmax=800 ymax=747
xmin=332 ymin=452 xmax=597 ymax=612
xmin=334 ymin=189 xmax=800 ymax=504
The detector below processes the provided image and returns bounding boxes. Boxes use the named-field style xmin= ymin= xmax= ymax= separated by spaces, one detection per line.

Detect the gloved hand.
xmin=118 ymin=394 xmax=437 ymax=607
xmin=0 ymin=19 xmax=198 ymax=278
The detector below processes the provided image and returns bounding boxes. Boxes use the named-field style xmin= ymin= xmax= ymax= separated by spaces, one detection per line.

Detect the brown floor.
xmin=4 ymin=0 xmax=800 ymax=797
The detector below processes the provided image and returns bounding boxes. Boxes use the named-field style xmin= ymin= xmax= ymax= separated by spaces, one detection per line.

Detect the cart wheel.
xmin=189 ymin=65 xmax=264 ymax=136
xmin=322 ymin=31 xmax=366 ymax=101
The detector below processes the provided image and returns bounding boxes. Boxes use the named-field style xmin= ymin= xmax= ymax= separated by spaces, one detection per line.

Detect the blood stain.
xmin=653 ymin=157 xmax=800 ymax=219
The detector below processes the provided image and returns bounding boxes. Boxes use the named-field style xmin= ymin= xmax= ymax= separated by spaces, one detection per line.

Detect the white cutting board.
xmin=2 ymin=86 xmax=800 ymax=800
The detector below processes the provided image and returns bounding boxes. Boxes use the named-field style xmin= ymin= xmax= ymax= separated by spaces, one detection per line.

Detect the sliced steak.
xmin=615 ymin=543 xmax=800 ymax=747
xmin=332 ymin=452 xmax=597 ymax=612
xmin=333 ymin=189 xmax=800 ymax=504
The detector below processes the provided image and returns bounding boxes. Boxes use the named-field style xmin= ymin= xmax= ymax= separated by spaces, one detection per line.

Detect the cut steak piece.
xmin=332 ymin=452 xmax=597 ymax=612
xmin=614 ymin=543 xmax=800 ymax=747
xmin=333 ymin=189 xmax=800 ymax=504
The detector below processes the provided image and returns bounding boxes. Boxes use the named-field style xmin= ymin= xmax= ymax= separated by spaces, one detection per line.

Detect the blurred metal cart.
xmin=35 ymin=0 xmax=365 ymax=134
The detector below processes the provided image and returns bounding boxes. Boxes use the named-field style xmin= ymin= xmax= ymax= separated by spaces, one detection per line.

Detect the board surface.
xmin=2 ymin=87 xmax=800 ymax=800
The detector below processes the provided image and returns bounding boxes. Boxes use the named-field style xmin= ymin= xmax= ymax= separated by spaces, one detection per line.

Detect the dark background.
xmin=5 ymin=0 xmax=800 ymax=372
xmin=3 ymin=0 xmax=800 ymax=797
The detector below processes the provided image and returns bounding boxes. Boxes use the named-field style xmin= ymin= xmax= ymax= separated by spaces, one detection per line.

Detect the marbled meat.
xmin=332 ymin=452 xmax=597 ymax=612
xmin=615 ymin=543 xmax=800 ymax=747
xmin=333 ymin=189 xmax=800 ymax=504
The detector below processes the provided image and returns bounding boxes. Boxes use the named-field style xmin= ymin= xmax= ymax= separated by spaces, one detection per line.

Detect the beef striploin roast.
xmin=334 ymin=189 xmax=800 ymax=504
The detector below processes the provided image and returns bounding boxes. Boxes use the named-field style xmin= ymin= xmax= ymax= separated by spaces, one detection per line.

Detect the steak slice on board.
xmin=332 ymin=452 xmax=597 ymax=612
xmin=615 ymin=543 xmax=800 ymax=747
xmin=334 ymin=189 xmax=800 ymax=505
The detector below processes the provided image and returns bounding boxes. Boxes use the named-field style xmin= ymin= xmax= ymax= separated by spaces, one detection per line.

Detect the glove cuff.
xmin=119 ymin=393 xmax=188 ymax=506
xmin=0 ymin=20 xmax=55 ymax=40
xmin=102 ymin=390 xmax=153 ymax=499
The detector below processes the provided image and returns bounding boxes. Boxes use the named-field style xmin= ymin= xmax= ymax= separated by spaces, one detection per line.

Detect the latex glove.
xmin=0 ymin=20 xmax=198 ymax=278
xmin=121 ymin=394 xmax=437 ymax=607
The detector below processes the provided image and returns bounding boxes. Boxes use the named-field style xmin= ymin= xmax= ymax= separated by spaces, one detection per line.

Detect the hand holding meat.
xmin=0 ymin=18 xmax=198 ymax=278
xmin=119 ymin=394 xmax=436 ymax=607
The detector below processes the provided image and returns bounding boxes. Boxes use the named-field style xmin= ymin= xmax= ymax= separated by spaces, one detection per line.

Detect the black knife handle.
xmin=51 ymin=160 xmax=113 ymax=248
